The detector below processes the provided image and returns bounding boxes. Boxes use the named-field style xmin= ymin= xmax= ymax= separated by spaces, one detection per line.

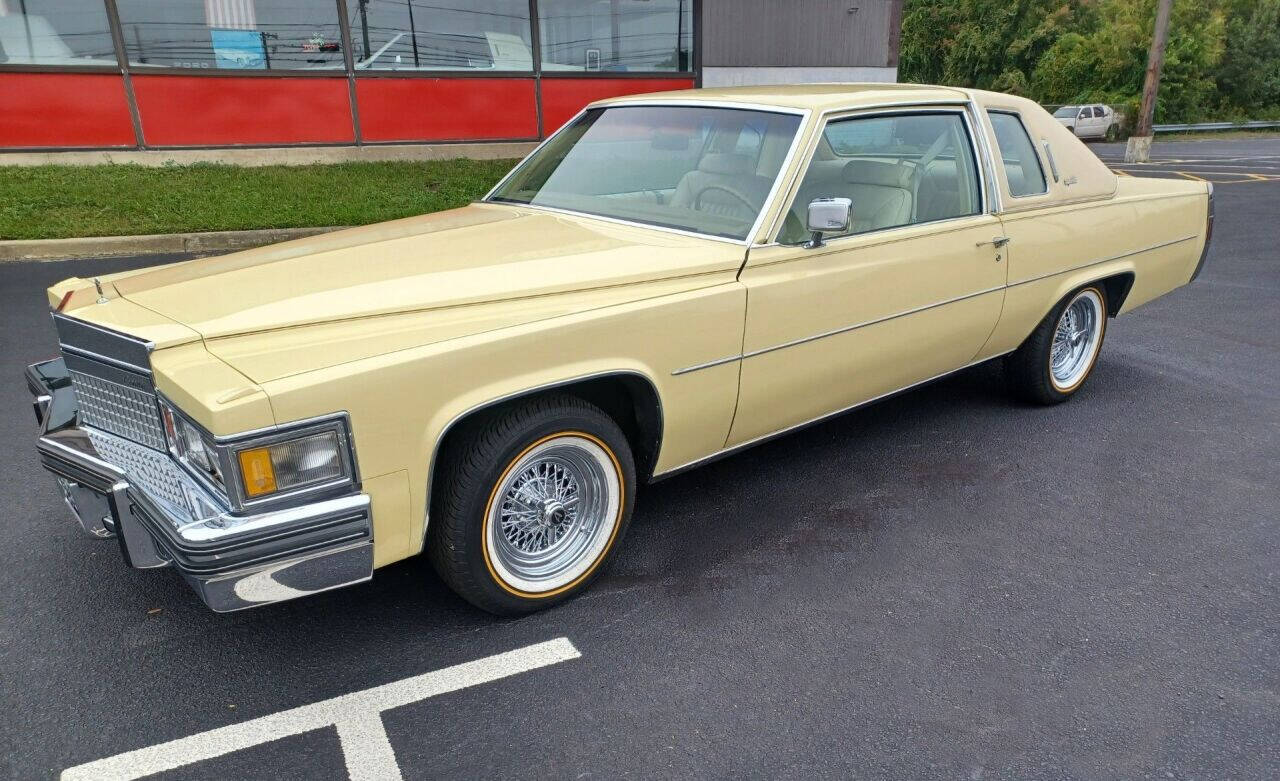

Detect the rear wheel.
xmin=428 ymin=395 xmax=635 ymax=615
xmin=1105 ymin=123 xmax=1119 ymax=142
xmin=1005 ymin=286 xmax=1108 ymax=405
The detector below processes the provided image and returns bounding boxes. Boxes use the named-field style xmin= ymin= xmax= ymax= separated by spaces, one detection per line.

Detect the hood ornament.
xmin=93 ymin=277 xmax=108 ymax=304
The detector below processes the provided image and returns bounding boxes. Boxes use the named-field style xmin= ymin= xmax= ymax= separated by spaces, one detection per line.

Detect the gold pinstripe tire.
xmin=427 ymin=394 xmax=635 ymax=615
xmin=1005 ymin=285 xmax=1108 ymax=405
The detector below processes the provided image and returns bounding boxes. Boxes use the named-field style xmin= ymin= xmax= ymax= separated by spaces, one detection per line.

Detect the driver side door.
xmin=728 ymin=108 xmax=1008 ymax=446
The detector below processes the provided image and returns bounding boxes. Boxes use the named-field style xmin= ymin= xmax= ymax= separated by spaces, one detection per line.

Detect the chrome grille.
xmin=85 ymin=428 xmax=188 ymax=518
xmin=69 ymin=369 xmax=166 ymax=450
xmin=53 ymin=313 xmax=165 ymax=451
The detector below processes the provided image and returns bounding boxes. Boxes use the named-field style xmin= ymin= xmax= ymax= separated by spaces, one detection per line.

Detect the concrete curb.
xmin=0 ymin=226 xmax=350 ymax=262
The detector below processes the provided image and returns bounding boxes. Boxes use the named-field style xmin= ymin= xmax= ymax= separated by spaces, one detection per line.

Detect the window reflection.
xmin=115 ymin=0 xmax=344 ymax=70
xmin=538 ymin=0 xmax=692 ymax=72
xmin=351 ymin=1 xmax=532 ymax=71
xmin=0 ymin=0 xmax=116 ymax=66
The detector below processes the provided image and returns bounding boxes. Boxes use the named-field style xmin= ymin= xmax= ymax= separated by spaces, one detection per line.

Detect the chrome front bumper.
xmin=26 ymin=358 xmax=373 ymax=612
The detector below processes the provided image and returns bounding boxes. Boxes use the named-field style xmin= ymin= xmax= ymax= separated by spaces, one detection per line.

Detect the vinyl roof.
xmin=592 ymin=83 xmax=972 ymax=112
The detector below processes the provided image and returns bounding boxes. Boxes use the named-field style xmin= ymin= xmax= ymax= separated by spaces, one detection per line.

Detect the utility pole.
xmin=1125 ymin=0 xmax=1174 ymax=163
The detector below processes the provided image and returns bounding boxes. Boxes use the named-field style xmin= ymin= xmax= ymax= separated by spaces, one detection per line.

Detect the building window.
xmin=538 ymin=0 xmax=692 ymax=73
xmin=115 ymin=0 xmax=344 ymax=70
xmin=350 ymin=1 xmax=532 ymax=72
xmin=0 ymin=0 xmax=116 ymax=66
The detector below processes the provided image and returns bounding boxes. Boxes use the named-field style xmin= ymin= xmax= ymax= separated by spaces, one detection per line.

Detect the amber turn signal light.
xmin=238 ymin=448 xmax=278 ymax=497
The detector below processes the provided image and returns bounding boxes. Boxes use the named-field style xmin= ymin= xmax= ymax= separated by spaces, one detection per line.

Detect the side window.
xmin=778 ymin=112 xmax=982 ymax=244
xmin=987 ymin=111 xmax=1048 ymax=197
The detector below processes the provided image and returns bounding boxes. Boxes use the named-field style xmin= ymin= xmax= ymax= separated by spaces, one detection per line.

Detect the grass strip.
xmin=0 ymin=159 xmax=518 ymax=241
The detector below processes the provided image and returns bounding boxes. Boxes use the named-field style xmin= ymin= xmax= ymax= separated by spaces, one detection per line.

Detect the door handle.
xmin=976 ymin=236 xmax=1011 ymax=248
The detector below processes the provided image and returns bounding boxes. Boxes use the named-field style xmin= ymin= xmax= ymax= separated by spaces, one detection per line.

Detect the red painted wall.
xmin=539 ymin=78 xmax=696 ymax=134
xmin=356 ymin=78 xmax=538 ymax=142
xmin=0 ymin=73 xmax=136 ymax=148
xmin=131 ymin=75 xmax=355 ymax=147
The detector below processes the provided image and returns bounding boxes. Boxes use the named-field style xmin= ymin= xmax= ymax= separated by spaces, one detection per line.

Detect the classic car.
xmin=26 ymin=83 xmax=1213 ymax=615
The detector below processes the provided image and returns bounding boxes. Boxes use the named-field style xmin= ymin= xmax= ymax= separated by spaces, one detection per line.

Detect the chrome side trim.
xmin=671 ymin=235 xmax=1198 ymax=376
xmin=742 ymin=284 xmax=1005 ymax=360
xmin=672 ymin=284 xmax=1005 ymax=375
xmin=747 ymin=107 xmax=814 ymax=245
xmin=966 ymin=96 xmax=1004 ymax=214
xmin=655 ymin=351 xmax=1014 ymax=480
xmin=422 ymin=369 xmax=665 ymax=541
xmin=52 ymin=312 xmax=154 ymax=374
xmin=670 ymin=354 xmax=742 ymax=376
xmin=1043 ymin=140 xmax=1061 ymax=183
xmin=1006 ymin=234 xmax=1197 ymax=289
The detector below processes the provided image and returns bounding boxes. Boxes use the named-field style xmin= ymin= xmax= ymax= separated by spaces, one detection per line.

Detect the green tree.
xmin=900 ymin=0 xmax=1272 ymax=123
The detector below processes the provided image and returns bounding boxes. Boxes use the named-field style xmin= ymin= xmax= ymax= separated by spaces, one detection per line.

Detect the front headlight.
xmin=161 ymin=404 xmax=225 ymax=490
xmin=237 ymin=430 xmax=345 ymax=499
xmin=160 ymin=396 xmax=355 ymax=510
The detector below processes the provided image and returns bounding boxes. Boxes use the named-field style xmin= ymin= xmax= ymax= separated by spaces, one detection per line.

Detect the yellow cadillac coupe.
xmin=27 ymin=84 xmax=1214 ymax=614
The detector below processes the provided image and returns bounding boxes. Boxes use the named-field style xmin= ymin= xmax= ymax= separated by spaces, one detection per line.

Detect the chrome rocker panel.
xmin=27 ymin=358 xmax=373 ymax=612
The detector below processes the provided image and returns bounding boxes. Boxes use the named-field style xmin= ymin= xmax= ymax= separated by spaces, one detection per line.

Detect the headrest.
xmin=842 ymin=159 xmax=912 ymax=188
xmin=698 ymin=153 xmax=753 ymax=176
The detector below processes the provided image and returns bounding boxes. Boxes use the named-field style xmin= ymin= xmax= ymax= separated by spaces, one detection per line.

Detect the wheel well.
xmin=1094 ymin=272 xmax=1135 ymax=317
xmin=430 ymin=373 xmax=664 ymax=504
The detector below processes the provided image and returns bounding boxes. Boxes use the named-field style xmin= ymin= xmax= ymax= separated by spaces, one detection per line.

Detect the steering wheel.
xmin=692 ymin=184 xmax=758 ymax=219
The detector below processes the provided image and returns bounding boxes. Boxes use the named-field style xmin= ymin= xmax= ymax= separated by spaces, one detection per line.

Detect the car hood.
xmin=109 ymin=203 xmax=745 ymax=341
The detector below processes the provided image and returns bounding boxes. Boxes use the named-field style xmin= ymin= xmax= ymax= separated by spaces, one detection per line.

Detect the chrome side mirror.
xmin=805 ymin=197 xmax=852 ymax=248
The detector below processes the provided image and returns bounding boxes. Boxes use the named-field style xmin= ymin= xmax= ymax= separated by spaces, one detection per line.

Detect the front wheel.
xmin=1005 ymin=286 xmax=1108 ymax=405
xmin=427 ymin=395 xmax=635 ymax=615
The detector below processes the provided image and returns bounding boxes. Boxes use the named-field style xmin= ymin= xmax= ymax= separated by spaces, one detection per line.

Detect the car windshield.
xmin=487 ymin=105 xmax=803 ymax=241
xmin=1053 ymin=106 xmax=1080 ymax=118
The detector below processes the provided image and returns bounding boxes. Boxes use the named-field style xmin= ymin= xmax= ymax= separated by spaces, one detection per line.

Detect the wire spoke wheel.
xmin=485 ymin=434 xmax=621 ymax=594
xmin=1049 ymin=289 xmax=1104 ymax=390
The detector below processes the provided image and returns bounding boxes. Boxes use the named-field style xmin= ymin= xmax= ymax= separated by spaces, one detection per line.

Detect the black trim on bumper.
xmin=28 ymin=357 xmax=374 ymax=612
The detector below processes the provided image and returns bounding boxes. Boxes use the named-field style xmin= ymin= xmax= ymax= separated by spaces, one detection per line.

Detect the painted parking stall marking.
xmin=61 ymin=638 xmax=581 ymax=781
xmin=1096 ymin=149 xmax=1280 ymax=184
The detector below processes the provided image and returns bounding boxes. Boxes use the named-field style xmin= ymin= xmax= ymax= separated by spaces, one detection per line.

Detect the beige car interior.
xmin=777 ymin=113 xmax=982 ymax=244
xmin=668 ymin=114 xmax=801 ymax=227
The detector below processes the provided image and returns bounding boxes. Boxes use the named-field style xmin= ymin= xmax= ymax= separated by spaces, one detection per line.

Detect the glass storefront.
xmin=0 ymin=0 xmax=699 ymax=149
xmin=115 ymin=0 xmax=345 ymax=70
xmin=538 ymin=0 xmax=692 ymax=72
xmin=0 ymin=0 xmax=115 ymax=65
xmin=4 ymin=0 xmax=694 ymax=74
xmin=353 ymin=1 xmax=533 ymax=71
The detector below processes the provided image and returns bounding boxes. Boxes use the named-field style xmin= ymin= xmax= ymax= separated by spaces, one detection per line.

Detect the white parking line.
xmin=61 ymin=638 xmax=582 ymax=781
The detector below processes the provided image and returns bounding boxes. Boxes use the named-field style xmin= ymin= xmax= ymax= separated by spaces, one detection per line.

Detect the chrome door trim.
xmin=671 ymin=234 xmax=1198 ymax=376
xmin=671 ymin=284 xmax=1006 ymax=376
xmin=1006 ymin=234 xmax=1197 ymax=288
xmin=656 ymin=350 xmax=1015 ymax=480
xmin=965 ymin=95 xmax=1004 ymax=214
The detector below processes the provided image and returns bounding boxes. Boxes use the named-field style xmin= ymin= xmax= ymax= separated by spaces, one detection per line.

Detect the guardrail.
xmin=1154 ymin=120 xmax=1280 ymax=133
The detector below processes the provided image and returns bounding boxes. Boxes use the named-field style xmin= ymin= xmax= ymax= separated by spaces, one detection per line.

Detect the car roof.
xmin=591 ymin=83 xmax=971 ymax=113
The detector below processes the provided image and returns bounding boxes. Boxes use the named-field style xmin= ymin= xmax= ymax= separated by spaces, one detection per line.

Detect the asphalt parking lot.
xmin=2 ymin=138 xmax=1277 ymax=780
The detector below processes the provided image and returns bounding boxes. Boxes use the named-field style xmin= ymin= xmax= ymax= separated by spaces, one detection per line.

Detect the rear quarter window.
xmin=987 ymin=111 xmax=1048 ymax=198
